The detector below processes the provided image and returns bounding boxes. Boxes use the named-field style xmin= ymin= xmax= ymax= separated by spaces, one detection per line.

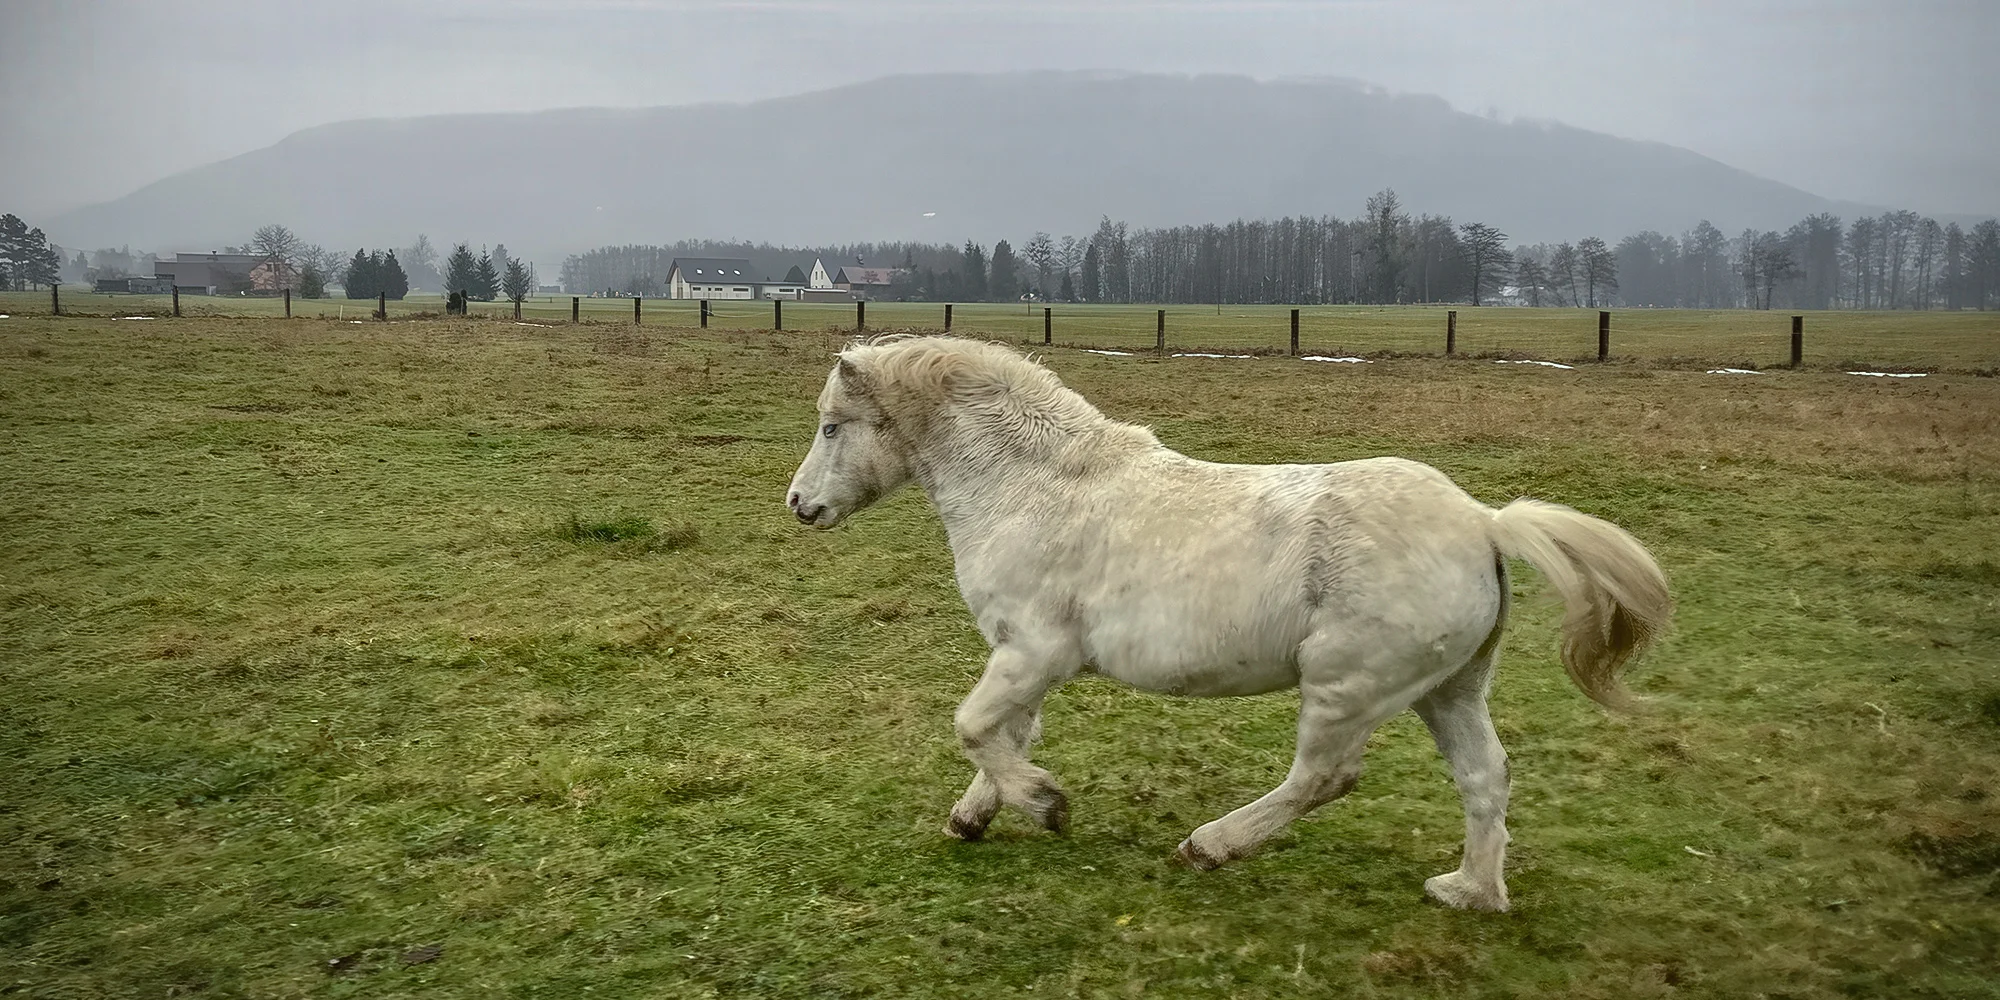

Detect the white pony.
xmin=786 ymin=336 xmax=1670 ymax=911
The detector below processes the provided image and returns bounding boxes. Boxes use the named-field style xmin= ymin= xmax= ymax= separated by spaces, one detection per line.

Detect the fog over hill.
xmin=48 ymin=72 xmax=1922 ymax=263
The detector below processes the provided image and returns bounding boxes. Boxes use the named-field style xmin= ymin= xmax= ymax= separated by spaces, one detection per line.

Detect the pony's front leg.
xmin=949 ymin=645 xmax=1073 ymax=835
xmin=944 ymin=711 xmax=1040 ymax=840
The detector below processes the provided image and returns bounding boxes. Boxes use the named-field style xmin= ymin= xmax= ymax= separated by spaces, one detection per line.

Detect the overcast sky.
xmin=4 ymin=0 xmax=1995 ymax=220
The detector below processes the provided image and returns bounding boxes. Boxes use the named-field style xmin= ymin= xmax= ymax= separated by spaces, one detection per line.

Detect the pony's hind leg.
xmin=1177 ymin=648 xmax=1401 ymax=869
xmin=945 ymin=710 xmax=1041 ymax=840
xmin=950 ymin=645 xmax=1074 ymax=834
xmin=1411 ymin=650 xmax=1511 ymax=911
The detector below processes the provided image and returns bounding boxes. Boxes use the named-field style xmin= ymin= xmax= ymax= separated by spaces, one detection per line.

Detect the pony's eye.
xmin=822 ymin=423 xmax=839 ymax=438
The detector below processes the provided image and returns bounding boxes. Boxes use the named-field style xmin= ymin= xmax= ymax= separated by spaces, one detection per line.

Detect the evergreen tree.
xmin=299 ymin=263 xmax=326 ymax=299
xmin=444 ymin=242 xmax=479 ymax=297
xmin=25 ymin=229 xmax=60 ymax=288
xmin=474 ymin=249 xmax=500 ymax=301
xmin=959 ymin=241 xmax=987 ymax=301
xmin=378 ymin=251 xmax=410 ymax=300
xmin=502 ymin=258 xmax=537 ymax=317
xmin=988 ymin=240 xmax=1020 ymax=302
xmin=491 ymin=244 xmax=512 ymax=288
xmin=344 ymin=249 xmax=376 ymax=299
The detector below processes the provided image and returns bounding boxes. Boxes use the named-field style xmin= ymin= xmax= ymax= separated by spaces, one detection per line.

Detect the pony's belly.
xmin=1084 ymin=623 xmax=1304 ymax=697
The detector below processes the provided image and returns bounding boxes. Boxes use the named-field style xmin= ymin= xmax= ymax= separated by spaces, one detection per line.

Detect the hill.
xmin=49 ymin=72 xmax=1891 ymax=261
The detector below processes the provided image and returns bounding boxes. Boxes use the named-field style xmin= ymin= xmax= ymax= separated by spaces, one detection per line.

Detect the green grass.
xmin=2 ymin=315 xmax=1998 ymax=998
xmin=6 ymin=291 xmax=1996 ymax=370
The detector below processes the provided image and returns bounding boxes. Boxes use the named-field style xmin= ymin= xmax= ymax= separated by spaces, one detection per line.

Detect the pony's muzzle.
xmin=788 ymin=491 xmax=827 ymax=526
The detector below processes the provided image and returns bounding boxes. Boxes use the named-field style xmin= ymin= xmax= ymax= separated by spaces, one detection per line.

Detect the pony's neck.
xmin=911 ymin=405 xmax=1155 ymax=540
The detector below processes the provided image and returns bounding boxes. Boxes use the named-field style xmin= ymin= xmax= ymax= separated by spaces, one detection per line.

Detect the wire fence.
xmin=3 ymin=290 xmax=1994 ymax=370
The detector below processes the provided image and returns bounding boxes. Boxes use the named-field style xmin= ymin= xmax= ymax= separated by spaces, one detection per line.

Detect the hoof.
xmin=1423 ymin=870 xmax=1509 ymax=912
xmin=1034 ymin=789 xmax=1069 ymax=835
xmin=1177 ymin=837 xmax=1225 ymax=871
xmin=944 ymin=811 xmax=991 ymax=841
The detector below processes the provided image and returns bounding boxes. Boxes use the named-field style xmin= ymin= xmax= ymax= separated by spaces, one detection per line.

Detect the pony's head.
xmin=785 ymin=350 xmax=916 ymax=529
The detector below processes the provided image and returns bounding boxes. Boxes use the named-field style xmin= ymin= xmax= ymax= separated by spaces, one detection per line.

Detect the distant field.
xmin=4 ymin=290 xmax=1996 ymax=370
xmin=3 ymin=315 xmax=1997 ymax=998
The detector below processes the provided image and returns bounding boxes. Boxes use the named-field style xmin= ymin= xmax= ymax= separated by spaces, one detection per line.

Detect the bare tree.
xmin=250 ymin=224 xmax=303 ymax=288
xmin=1458 ymin=222 xmax=1512 ymax=306
xmin=1577 ymin=237 xmax=1617 ymax=308
xmin=1549 ymin=242 xmax=1579 ymax=306
xmin=1024 ymin=232 xmax=1054 ymax=300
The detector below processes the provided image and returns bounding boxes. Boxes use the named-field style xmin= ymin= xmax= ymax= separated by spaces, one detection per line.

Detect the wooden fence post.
xmin=633 ymin=296 xmax=642 ymax=326
xmin=1044 ymin=307 xmax=1052 ymax=345
xmin=1597 ymin=310 xmax=1610 ymax=361
xmin=943 ymin=303 xmax=953 ymax=331
xmin=856 ymin=300 xmax=866 ymax=331
xmin=1446 ymin=309 xmax=1457 ymax=356
xmin=774 ymin=299 xmax=783 ymax=331
xmin=283 ymin=287 xmax=292 ymax=318
xmin=51 ymin=285 xmax=60 ymax=317
xmin=1791 ymin=315 xmax=1803 ymax=368
xmin=172 ymin=286 xmax=181 ymax=317
xmin=377 ymin=292 xmax=387 ymax=320
xmin=572 ymin=296 xmax=580 ymax=323
xmin=1156 ymin=309 xmax=1166 ymax=356
xmin=700 ymin=299 xmax=709 ymax=328
xmin=1290 ymin=308 xmax=1300 ymax=356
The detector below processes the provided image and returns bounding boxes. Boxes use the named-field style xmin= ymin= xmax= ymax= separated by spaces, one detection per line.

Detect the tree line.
xmin=562 ymin=193 xmax=2000 ymax=310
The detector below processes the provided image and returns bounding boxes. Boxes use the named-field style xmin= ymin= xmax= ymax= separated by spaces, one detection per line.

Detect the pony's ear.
xmin=836 ymin=356 xmax=872 ymax=396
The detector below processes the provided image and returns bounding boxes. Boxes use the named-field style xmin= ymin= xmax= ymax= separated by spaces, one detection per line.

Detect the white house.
xmin=809 ymin=258 xmax=834 ymax=289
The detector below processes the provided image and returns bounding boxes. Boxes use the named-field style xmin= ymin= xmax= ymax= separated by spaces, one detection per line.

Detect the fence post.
xmin=377 ymin=292 xmax=387 ymax=320
xmin=774 ymin=299 xmax=783 ymax=331
xmin=1290 ymin=308 xmax=1300 ymax=356
xmin=1044 ymin=307 xmax=1052 ymax=345
xmin=700 ymin=299 xmax=709 ymax=328
xmin=1446 ymin=309 xmax=1457 ymax=356
xmin=1156 ymin=309 xmax=1166 ymax=356
xmin=1790 ymin=315 xmax=1803 ymax=368
xmin=856 ymin=300 xmax=866 ymax=331
xmin=944 ymin=303 xmax=953 ymax=332
xmin=572 ymin=296 xmax=580 ymax=323
xmin=284 ymin=287 xmax=292 ymax=318
xmin=51 ymin=284 xmax=60 ymax=317
xmin=633 ymin=296 xmax=642 ymax=326
xmin=172 ymin=286 xmax=181 ymax=317
xmin=1597 ymin=310 xmax=1610 ymax=361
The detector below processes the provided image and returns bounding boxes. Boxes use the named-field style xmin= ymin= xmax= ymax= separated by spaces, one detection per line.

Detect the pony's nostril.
xmin=796 ymin=504 xmax=825 ymax=524
xmin=787 ymin=491 xmax=802 ymax=510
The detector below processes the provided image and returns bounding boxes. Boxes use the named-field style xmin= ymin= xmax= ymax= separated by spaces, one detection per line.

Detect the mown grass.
xmin=1 ymin=315 xmax=1997 ymax=998
xmin=6 ymin=292 xmax=1996 ymax=371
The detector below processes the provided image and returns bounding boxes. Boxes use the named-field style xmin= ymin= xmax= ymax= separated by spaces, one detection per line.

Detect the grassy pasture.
xmin=2 ymin=315 xmax=1998 ymax=998
xmin=6 ymin=291 xmax=1997 ymax=371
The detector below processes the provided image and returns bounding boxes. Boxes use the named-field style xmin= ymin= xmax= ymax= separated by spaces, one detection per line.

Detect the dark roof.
xmin=783 ymin=265 xmax=808 ymax=284
xmin=669 ymin=258 xmax=754 ymax=280
xmin=835 ymin=267 xmax=901 ymax=286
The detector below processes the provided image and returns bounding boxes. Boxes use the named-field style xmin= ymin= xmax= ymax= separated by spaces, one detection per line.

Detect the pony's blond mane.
xmin=837 ymin=336 xmax=1141 ymax=449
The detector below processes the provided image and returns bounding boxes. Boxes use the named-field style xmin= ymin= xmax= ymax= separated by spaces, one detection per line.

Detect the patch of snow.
xmin=1846 ymin=371 xmax=1927 ymax=378
xmin=0 ymin=314 xmax=10 ymax=319
xmin=1706 ymin=368 xmax=1761 ymax=375
xmin=1493 ymin=359 xmax=1576 ymax=370
xmin=1301 ymin=355 xmax=1370 ymax=364
xmin=1173 ymin=352 xmax=1255 ymax=359
xmin=514 ymin=322 xmax=552 ymax=328
xmin=348 ymin=320 xmax=364 ymax=324
xmin=1082 ymin=349 xmax=1133 ymax=356
xmin=118 ymin=316 xmax=155 ymax=321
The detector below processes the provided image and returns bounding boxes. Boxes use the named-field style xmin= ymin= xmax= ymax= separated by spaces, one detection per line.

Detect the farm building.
xmin=666 ymin=258 xmax=807 ymax=300
xmin=153 ymin=252 xmax=261 ymax=295
xmin=93 ymin=275 xmax=173 ymax=294
xmin=833 ymin=266 xmax=905 ymax=300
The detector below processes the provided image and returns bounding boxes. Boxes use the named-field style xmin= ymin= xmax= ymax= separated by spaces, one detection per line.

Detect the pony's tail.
xmin=1488 ymin=498 xmax=1671 ymax=710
